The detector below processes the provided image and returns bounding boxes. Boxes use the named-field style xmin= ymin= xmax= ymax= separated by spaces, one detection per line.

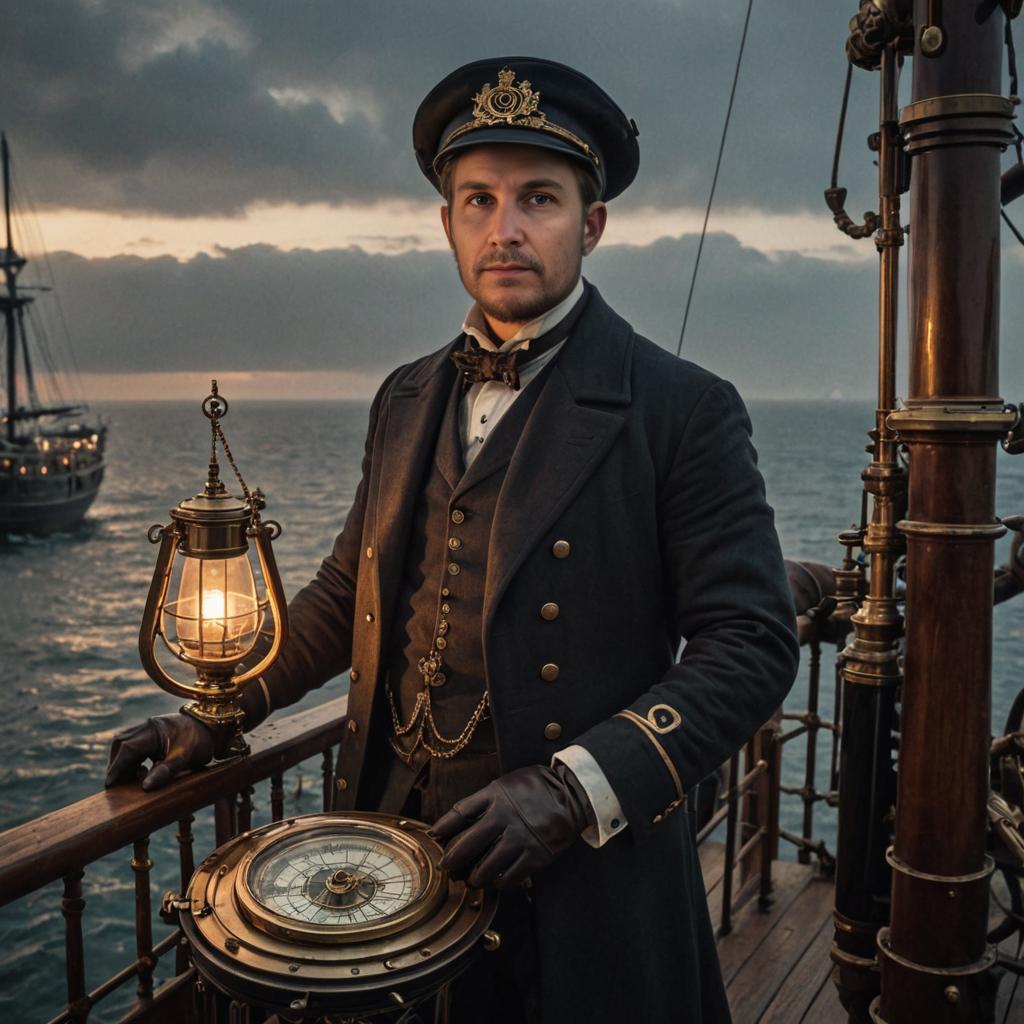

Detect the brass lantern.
xmin=139 ymin=382 xmax=288 ymax=754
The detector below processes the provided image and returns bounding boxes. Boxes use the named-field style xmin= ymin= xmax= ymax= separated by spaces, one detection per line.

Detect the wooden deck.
xmin=700 ymin=846 xmax=1024 ymax=1022
xmin=701 ymin=843 xmax=844 ymax=1023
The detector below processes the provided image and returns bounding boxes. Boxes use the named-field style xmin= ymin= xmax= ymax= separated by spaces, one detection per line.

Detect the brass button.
xmin=366 ymin=546 xmax=374 ymax=559
xmin=350 ymin=669 xmax=359 ymax=683
xmin=540 ymin=602 xmax=560 ymax=621
xmin=336 ymin=777 xmax=348 ymax=791
xmin=348 ymin=719 xmax=358 ymax=733
xmin=447 ymin=562 xmax=461 ymax=576
xmin=552 ymin=540 xmax=571 ymax=559
xmin=441 ymin=587 xmax=450 ymax=597
xmin=652 ymin=813 xmax=663 ymax=824
xmin=540 ymin=663 xmax=560 ymax=682
xmin=451 ymin=509 xmax=466 ymax=524
xmin=436 ymin=637 xmax=447 ymax=650
xmin=366 ymin=612 xmax=375 ymax=623
xmin=448 ymin=537 xmax=462 ymax=550
xmin=441 ymin=603 xmax=451 ymax=614
xmin=544 ymin=722 xmax=562 ymax=741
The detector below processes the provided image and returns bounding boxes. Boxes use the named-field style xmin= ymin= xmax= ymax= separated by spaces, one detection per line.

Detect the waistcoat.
xmin=379 ymin=290 xmax=591 ymax=817
xmin=386 ymin=358 xmax=552 ymax=770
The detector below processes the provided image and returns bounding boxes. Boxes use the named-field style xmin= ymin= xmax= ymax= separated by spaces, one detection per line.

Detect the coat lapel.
xmin=433 ymin=372 xmax=465 ymax=490
xmin=373 ymin=340 xmax=459 ymax=632
xmin=484 ymin=285 xmax=634 ymax=630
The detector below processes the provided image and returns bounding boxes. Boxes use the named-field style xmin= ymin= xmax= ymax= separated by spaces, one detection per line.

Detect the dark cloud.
xmin=1 ymin=0 xmax=888 ymax=217
xmin=38 ymin=233 xmax=889 ymax=400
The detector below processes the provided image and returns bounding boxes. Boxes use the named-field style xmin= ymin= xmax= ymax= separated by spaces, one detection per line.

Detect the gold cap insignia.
xmin=443 ymin=67 xmax=599 ymax=167
xmin=474 ymin=67 xmax=541 ymax=124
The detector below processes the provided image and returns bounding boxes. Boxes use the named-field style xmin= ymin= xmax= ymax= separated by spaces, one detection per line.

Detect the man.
xmin=107 ymin=57 xmax=799 ymax=1022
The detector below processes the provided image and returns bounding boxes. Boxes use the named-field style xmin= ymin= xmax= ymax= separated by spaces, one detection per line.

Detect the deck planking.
xmin=701 ymin=844 xmax=844 ymax=1022
xmin=706 ymin=852 xmax=1024 ymax=1022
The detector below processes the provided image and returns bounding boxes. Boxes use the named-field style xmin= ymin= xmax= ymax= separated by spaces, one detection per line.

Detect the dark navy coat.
xmin=250 ymin=284 xmax=800 ymax=1022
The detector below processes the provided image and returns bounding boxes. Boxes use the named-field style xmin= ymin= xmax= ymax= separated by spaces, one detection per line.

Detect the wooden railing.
xmin=0 ymin=698 xmax=347 ymax=1024
xmin=0 ymin=621 xmax=839 ymax=1024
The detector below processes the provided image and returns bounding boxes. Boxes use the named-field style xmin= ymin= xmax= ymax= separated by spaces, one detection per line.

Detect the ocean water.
xmin=2 ymin=398 xmax=1024 ymax=1022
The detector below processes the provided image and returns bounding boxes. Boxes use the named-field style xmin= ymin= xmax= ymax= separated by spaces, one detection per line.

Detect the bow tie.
xmin=450 ymin=284 xmax=591 ymax=390
xmin=451 ymin=347 xmax=524 ymax=390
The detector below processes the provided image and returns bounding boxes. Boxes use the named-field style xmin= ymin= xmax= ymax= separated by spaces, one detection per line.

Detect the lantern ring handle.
xmin=202 ymin=392 xmax=228 ymax=421
xmin=147 ymin=523 xmax=169 ymax=544
xmin=263 ymin=519 xmax=282 ymax=541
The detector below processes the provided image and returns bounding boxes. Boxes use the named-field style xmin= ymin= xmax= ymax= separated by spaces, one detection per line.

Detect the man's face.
xmin=440 ymin=144 xmax=607 ymax=339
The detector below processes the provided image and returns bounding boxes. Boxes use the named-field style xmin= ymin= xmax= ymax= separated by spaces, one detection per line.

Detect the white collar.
xmin=462 ymin=278 xmax=585 ymax=353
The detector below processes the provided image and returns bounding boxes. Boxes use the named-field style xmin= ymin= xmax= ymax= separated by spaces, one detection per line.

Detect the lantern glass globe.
xmin=163 ymin=552 xmax=262 ymax=662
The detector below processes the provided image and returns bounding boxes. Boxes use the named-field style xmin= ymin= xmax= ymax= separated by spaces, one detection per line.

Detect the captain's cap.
xmin=413 ymin=57 xmax=640 ymax=202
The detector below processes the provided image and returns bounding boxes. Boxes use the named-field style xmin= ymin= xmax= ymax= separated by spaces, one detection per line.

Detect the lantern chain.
xmin=213 ymin=419 xmax=263 ymax=524
xmin=203 ymin=379 xmax=264 ymax=528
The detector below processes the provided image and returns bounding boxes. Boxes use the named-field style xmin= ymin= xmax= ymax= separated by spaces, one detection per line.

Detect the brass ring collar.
xmin=876 ymin=927 xmax=997 ymax=976
xmin=899 ymin=93 xmax=1015 ymax=154
xmin=885 ymin=847 xmax=994 ymax=885
xmin=897 ymin=519 xmax=1006 ymax=541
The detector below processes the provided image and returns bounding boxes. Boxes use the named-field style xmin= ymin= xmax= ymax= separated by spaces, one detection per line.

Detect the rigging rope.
xmin=10 ymin=158 xmax=85 ymax=407
xmin=676 ymin=0 xmax=755 ymax=357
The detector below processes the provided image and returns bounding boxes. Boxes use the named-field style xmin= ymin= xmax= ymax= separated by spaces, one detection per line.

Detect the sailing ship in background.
xmin=0 ymin=132 xmax=105 ymax=536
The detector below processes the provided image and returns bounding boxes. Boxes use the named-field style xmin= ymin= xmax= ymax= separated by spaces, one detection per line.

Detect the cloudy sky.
xmin=4 ymin=0 xmax=1024 ymax=401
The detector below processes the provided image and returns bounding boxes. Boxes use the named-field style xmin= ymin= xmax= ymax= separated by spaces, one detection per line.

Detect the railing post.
xmin=131 ymin=837 xmax=154 ymax=1003
xmin=719 ymin=751 xmax=740 ymax=937
xmin=322 ymin=748 xmax=334 ymax=811
xmin=799 ymin=640 xmax=822 ymax=864
xmin=62 ymin=870 xmax=89 ymax=1023
xmin=214 ymin=797 xmax=237 ymax=847
xmin=740 ymin=736 xmax=757 ymax=888
xmin=236 ymin=785 xmax=254 ymax=834
xmin=270 ymin=772 xmax=285 ymax=822
xmin=759 ymin=719 xmax=780 ymax=911
xmin=175 ymin=816 xmax=195 ymax=975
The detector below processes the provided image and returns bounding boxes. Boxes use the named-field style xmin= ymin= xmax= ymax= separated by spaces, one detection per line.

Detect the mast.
xmin=1 ymin=133 xmax=29 ymax=444
xmin=880 ymin=4 xmax=1013 ymax=1021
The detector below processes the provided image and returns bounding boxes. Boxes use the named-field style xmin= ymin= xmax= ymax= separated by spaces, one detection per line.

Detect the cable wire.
xmin=676 ymin=0 xmax=755 ymax=357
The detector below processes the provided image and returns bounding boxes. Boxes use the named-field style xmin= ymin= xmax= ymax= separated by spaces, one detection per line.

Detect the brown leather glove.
xmin=105 ymin=712 xmax=215 ymax=791
xmin=429 ymin=764 xmax=595 ymax=890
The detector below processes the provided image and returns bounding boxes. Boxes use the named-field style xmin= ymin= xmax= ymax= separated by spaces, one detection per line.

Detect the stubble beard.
xmin=453 ymin=243 xmax=583 ymax=326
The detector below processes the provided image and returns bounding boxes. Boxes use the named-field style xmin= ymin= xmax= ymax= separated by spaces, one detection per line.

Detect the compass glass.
xmin=247 ymin=829 xmax=425 ymax=928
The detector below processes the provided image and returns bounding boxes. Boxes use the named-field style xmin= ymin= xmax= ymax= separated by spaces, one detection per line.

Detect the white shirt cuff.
xmin=552 ymin=744 xmax=628 ymax=848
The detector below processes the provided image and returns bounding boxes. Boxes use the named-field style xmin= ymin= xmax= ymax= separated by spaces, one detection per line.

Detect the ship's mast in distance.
xmin=0 ymin=133 xmax=29 ymax=443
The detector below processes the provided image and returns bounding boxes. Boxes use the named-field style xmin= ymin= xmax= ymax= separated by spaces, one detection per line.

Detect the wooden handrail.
xmin=0 ymin=696 xmax=348 ymax=907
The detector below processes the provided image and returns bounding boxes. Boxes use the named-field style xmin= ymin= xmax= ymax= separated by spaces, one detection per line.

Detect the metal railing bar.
xmin=61 ymin=870 xmax=88 ymax=1024
xmin=174 ymin=816 xmax=194 ymax=975
xmin=695 ymin=760 xmax=768 ymax=846
xmin=130 ymin=838 xmax=154 ymax=1002
xmin=720 ymin=752 xmax=741 ymax=936
xmin=735 ymin=825 xmax=767 ymax=867
xmin=778 ymin=724 xmax=810 ymax=745
xmin=271 ymin=771 xmax=285 ymax=822
xmin=321 ymin=749 xmax=333 ymax=811
xmin=116 ymin=966 xmax=196 ymax=1024
xmin=47 ymin=929 xmax=182 ymax=1024
xmin=781 ymin=709 xmax=839 ymax=732
xmin=778 ymin=828 xmax=836 ymax=867
xmin=779 ymin=785 xmax=838 ymax=803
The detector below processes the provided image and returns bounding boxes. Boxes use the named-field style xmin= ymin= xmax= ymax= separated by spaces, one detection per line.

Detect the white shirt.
xmin=459 ymin=278 xmax=582 ymax=467
xmin=457 ymin=278 xmax=627 ymax=848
